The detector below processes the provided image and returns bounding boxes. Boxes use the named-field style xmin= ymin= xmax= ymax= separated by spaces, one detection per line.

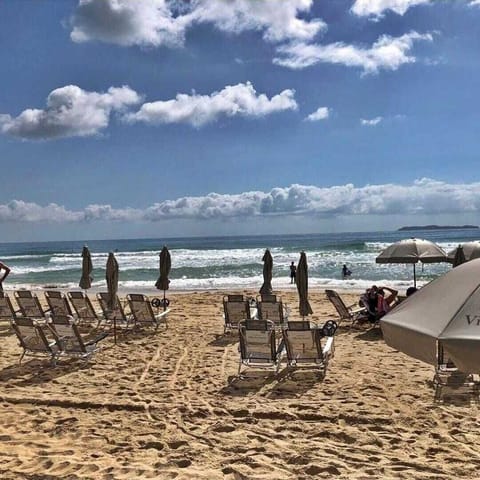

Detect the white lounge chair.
xmin=0 ymin=291 xmax=16 ymax=322
xmin=282 ymin=320 xmax=337 ymax=375
xmin=68 ymin=291 xmax=103 ymax=327
xmin=325 ymin=289 xmax=367 ymax=325
xmin=96 ymin=292 xmax=132 ymax=330
xmin=45 ymin=290 xmax=74 ymax=317
xmin=11 ymin=316 xmax=58 ymax=364
xmin=238 ymin=319 xmax=282 ymax=375
xmin=127 ymin=293 xmax=169 ymax=330
xmin=256 ymin=294 xmax=289 ymax=328
xmin=14 ymin=290 xmax=49 ymax=318
xmin=223 ymin=294 xmax=251 ymax=333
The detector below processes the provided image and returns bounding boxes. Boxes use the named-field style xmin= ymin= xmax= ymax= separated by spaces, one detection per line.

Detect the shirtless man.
xmin=0 ymin=261 xmax=11 ymax=291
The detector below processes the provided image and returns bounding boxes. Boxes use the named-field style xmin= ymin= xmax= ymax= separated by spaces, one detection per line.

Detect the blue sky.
xmin=1 ymin=0 xmax=480 ymax=241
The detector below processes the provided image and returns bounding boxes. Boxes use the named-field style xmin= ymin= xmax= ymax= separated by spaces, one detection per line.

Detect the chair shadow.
xmin=0 ymin=357 xmax=92 ymax=385
xmin=266 ymin=367 xmax=326 ymax=398
xmin=220 ymin=369 xmax=279 ymax=396
xmin=208 ymin=333 xmax=238 ymax=347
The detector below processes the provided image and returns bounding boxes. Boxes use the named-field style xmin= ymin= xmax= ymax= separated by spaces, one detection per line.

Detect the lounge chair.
xmin=96 ymin=292 xmax=131 ymax=330
xmin=45 ymin=290 xmax=74 ymax=317
xmin=14 ymin=290 xmax=49 ymax=318
xmin=49 ymin=315 xmax=109 ymax=360
xmin=127 ymin=293 xmax=169 ymax=330
xmin=223 ymin=294 xmax=251 ymax=333
xmin=256 ymin=294 xmax=289 ymax=328
xmin=282 ymin=320 xmax=337 ymax=374
xmin=238 ymin=319 xmax=282 ymax=375
xmin=11 ymin=316 xmax=58 ymax=364
xmin=325 ymin=289 xmax=367 ymax=325
xmin=68 ymin=291 xmax=103 ymax=327
xmin=0 ymin=291 xmax=16 ymax=322
xmin=433 ymin=343 xmax=476 ymax=401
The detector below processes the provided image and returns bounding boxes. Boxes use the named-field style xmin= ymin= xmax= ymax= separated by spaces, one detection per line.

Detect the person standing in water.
xmin=289 ymin=261 xmax=297 ymax=284
xmin=342 ymin=264 xmax=352 ymax=279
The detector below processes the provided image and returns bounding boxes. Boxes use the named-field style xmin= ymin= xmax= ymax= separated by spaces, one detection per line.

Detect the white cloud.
xmin=125 ymin=82 xmax=297 ymax=127
xmin=361 ymin=116 xmax=383 ymax=126
xmin=351 ymin=0 xmax=432 ymax=18
xmin=469 ymin=0 xmax=480 ymax=5
xmin=305 ymin=106 xmax=330 ymax=122
xmin=0 ymin=85 xmax=141 ymax=140
xmin=71 ymin=0 xmax=325 ymax=46
xmin=273 ymin=31 xmax=433 ymax=73
xmin=3 ymin=179 xmax=480 ymax=223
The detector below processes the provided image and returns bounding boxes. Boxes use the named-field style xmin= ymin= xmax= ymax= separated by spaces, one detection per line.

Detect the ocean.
xmin=0 ymin=229 xmax=478 ymax=293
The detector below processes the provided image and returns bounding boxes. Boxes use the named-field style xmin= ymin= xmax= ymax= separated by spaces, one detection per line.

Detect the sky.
xmin=1 ymin=0 xmax=480 ymax=242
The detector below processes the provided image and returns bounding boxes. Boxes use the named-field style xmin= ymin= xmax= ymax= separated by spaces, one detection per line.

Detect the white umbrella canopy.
xmin=381 ymin=258 xmax=480 ymax=373
xmin=447 ymin=241 xmax=480 ymax=264
xmin=376 ymin=238 xmax=448 ymax=286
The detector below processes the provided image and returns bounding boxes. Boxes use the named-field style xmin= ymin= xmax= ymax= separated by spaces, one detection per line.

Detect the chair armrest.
xmin=322 ymin=336 xmax=334 ymax=356
xmin=154 ymin=308 xmax=171 ymax=321
xmin=85 ymin=331 xmax=109 ymax=346
xmin=350 ymin=306 xmax=366 ymax=314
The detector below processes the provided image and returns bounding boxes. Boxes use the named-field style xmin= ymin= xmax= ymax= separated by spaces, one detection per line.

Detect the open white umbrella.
xmin=376 ymin=238 xmax=448 ymax=287
xmin=259 ymin=249 xmax=273 ymax=295
xmin=381 ymin=258 xmax=480 ymax=373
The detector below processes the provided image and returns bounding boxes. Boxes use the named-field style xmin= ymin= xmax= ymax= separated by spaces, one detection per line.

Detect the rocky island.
xmin=398 ymin=225 xmax=478 ymax=231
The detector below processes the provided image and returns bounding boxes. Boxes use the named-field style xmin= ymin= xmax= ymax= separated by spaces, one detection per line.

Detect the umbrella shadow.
xmin=355 ymin=327 xmax=383 ymax=342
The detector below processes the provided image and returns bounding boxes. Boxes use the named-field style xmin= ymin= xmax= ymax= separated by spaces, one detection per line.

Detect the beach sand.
xmin=0 ymin=289 xmax=479 ymax=479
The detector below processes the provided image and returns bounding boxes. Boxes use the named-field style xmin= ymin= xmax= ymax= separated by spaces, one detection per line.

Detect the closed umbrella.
xmin=447 ymin=241 xmax=480 ymax=264
xmin=259 ymin=249 xmax=273 ymax=295
xmin=296 ymin=251 xmax=313 ymax=318
xmin=106 ymin=252 xmax=119 ymax=344
xmin=381 ymin=258 xmax=480 ymax=373
xmin=155 ymin=246 xmax=171 ymax=311
xmin=376 ymin=238 xmax=448 ymax=287
xmin=451 ymin=245 xmax=466 ymax=268
xmin=79 ymin=245 xmax=93 ymax=290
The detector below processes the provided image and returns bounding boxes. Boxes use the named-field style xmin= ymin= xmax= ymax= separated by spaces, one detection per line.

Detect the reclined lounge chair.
xmin=0 ymin=291 xmax=16 ymax=322
xmin=45 ymin=290 xmax=74 ymax=317
xmin=325 ymin=289 xmax=367 ymax=325
xmin=238 ymin=319 xmax=282 ymax=375
xmin=68 ymin=291 xmax=103 ymax=327
xmin=96 ymin=292 xmax=132 ymax=330
xmin=11 ymin=316 xmax=58 ymax=364
xmin=127 ymin=293 xmax=169 ymax=330
xmin=223 ymin=294 xmax=251 ymax=333
xmin=256 ymin=294 xmax=289 ymax=328
xmin=14 ymin=290 xmax=49 ymax=318
xmin=282 ymin=320 xmax=337 ymax=375
xmin=49 ymin=315 xmax=109 ymax=360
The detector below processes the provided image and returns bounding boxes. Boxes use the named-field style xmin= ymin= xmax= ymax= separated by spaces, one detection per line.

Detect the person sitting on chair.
xmin=376 ymin=286 xmax=398 ymax=317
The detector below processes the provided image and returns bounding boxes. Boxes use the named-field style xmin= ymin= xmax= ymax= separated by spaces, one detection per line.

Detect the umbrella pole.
xmin=163 ymin=290 xmax=166 ymax=312
xmin=413 ymin=264 xmax=416 ymax=288
xmin=114 ymin=317 xmax=117 ymax=345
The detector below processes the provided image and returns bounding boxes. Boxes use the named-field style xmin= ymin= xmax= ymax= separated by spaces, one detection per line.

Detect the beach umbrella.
xmin=259 ymin=249 xmax=273 ymax=295
xmin=106 ymin=252 xmax=119 ymax=344
xmin=296 ymin=251 xmax=313 ymax=318
xmin=447 ymin=241 xmax=480 ymax=264
xmin=155 ymin=246 xmax=171 ymax=311
xmin=79 ymin=245 xmax=93 ymax=290
xmin=381 ymin=258 xmax=480 ymax=373
xmin=376 ymin=238 xmax=448 ymax=287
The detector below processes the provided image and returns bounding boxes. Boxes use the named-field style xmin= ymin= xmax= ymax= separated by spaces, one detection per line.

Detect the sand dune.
xmin=0 ymin=290 xmax=479 ymax=479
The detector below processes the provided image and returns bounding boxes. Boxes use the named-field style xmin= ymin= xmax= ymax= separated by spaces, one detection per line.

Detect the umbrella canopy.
xmin=381 ymin=258 xmax=480 ymax=373
xmin=79 ymin=245 xmax=93 ymax=290
xmin=259 ymin=249 xmax=273 ymax=295
xmin=376 ymin=238 xmax=448 ymax=287
xmin=447 ymin=241 xmax=480 ymax=264
xmin=155 ymin=246 xmax=171 ymax=291
xmin=296 ymin=251 xmax=313 ymax=318
xmin=106 ymin=252 xmax=119 ymax=311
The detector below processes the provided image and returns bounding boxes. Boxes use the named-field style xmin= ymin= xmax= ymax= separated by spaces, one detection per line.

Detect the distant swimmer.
xmin=342 ymin=264 xmax=352 ymax=279
xmin=290 ymin=261 xmax=297 ymax=284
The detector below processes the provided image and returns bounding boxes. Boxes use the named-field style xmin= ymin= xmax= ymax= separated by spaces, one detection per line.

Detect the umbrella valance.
xmin=381 ymin=258 xmax=480 ymax=373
